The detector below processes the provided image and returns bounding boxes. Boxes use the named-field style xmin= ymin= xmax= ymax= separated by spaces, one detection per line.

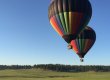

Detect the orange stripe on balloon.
xmin=50 ymin=16 xmax=63 ymax=36
xmin=71 ymin=40 xmax=79 ymax=53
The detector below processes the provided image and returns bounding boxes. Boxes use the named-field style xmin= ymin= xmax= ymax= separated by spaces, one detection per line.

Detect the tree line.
xmin=0 ymin=64 xmax=110 ymax=72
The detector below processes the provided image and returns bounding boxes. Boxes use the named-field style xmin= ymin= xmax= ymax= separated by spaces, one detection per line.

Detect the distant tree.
xmin=0 ymin=64 xmax=109 ymax=72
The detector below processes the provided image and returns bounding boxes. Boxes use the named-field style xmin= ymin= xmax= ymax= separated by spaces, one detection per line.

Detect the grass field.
xmin=0 ymin=69 xmax=109 ymax=80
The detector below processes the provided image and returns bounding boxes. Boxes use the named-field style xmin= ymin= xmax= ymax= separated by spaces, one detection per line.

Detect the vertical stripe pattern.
xmin=70 ymin=27 xmax=96 ymax=58
xmin=48 ymin=0 xmax=92 ymax=43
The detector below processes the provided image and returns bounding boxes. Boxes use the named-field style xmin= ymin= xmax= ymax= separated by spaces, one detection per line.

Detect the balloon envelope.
xmin=70 ymin=27 xmax=96 ymax=58
xmin=48 ymin=0 xmax=92 ymax=43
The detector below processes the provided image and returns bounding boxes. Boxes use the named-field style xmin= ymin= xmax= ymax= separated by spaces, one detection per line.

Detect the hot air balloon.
xmin=48 ymin=0 xmax=92 ymax=43
xmin=70 ymin=27 xmax=96 ymax=62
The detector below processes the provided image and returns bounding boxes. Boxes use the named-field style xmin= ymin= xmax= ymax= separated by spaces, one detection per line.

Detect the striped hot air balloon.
xmin=48 ymin=0 xmax=92 ymax=43
xmin=70 ymin=27 xmax=96 ymax=62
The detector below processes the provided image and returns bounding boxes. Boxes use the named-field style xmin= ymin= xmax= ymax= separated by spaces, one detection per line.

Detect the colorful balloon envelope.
xmin=48 ymin=0 xmax=92 ymax=43
xmin=70 ymin=27 xmax=96 ymax=61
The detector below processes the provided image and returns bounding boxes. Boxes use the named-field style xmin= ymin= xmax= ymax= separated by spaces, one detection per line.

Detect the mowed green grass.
xmin=0 ymin=69 xmax=109 ymax=80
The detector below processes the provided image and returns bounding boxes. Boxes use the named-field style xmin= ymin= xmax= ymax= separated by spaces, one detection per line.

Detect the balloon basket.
xmin=68 ymin=44 xmax=72 ymax=50
xmin=80 ymin=58 xmax=84 ymax=62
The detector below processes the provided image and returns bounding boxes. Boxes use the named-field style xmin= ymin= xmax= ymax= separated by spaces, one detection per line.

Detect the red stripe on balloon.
xmin=71 ymin=40 xmax=79 ymax=53
xmin=50 ymin=16 xmax=63 ymax=36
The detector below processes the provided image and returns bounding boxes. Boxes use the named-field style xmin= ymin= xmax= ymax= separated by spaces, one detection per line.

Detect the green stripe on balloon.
xmin=69 ymin=12 xmax=72 ymax=34
xmin=55 ymin=14 xmax=66 ymax=34
xmin=59 ymin=13 xmax=67 ymax=33
xmin=76 ymin=39 xmax=80 ymax=52
xmin=64 ymin=12 xmax=69 ymax=34
xmin=79 ymin=39 xmax=82 ymax=52
xmin=81 ymin=39 xmax=85 ymax=53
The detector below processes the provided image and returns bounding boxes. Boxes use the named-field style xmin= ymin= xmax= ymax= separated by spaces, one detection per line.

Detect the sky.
xmin=0 ymin=0 xmax=110 ymax=65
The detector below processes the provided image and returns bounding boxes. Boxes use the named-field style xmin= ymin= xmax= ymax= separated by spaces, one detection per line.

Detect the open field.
xmin=0 ymin=69 xmax=109 ymax=80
